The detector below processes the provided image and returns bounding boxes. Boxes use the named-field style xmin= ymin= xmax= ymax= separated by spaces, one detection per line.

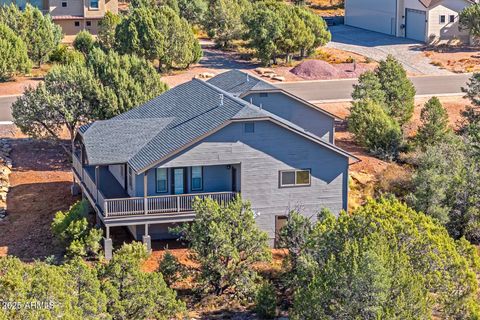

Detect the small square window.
xmin=244 ymin=122 xmax=255 ymax=133
xmin=449 ymin=15 xmax=455 ymax=23
xmin=259 ymin=92 xmax=268 ymax=97
xmin=74 ymin=21 xmax=80 ymax=27
xmin=440 ymin=15 xmax=446 ymax=23
xmin=61 ymin=1 xmax=67 ymax=7
xmin=279 ymin=169 xmax=311 ymax=187
xmin=86 ymin=20 xmax=91 ymax=26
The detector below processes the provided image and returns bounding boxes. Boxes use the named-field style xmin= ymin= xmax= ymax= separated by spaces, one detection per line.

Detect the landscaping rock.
xmin=0 ymin=139 xmax=12 ymax=217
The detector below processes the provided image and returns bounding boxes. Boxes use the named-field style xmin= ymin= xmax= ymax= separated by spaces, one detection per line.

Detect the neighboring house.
xmin=72 ymin=71 xmax=358 ymax=259
xmin=207 ymin=70 xmax=338 ymax=144
xmin=345 ymin=0 xmax=479 ymax=43
xmin=0 ymin=0 xmax=118 ymax=36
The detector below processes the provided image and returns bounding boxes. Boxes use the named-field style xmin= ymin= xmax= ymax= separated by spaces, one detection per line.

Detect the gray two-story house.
xmin=72 ymin=70 xmax=358 ymax=259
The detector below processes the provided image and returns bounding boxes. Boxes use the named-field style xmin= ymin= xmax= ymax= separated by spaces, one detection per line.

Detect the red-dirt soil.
xmin=0 ymin=127 xmax=78 ymax=261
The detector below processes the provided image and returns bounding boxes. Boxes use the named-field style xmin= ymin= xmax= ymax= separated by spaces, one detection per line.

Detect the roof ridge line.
xmin=192 ymin=77 xmax=254 ymax=108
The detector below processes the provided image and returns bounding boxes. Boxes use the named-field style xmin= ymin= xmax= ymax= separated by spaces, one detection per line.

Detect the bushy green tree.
xmin=0 ymin=22 xmax=31 ymax=81
xmin=87 ymin=47 xmax=168 ymax=117
xmin=205 ymin=0 xmax=250 ymax=48
xmin=351 ymin=70 xmax=385 ymax=104
xmin=348 ymin=100 xmax=403 ymax=159
xmin=255 ymin=281 xmax=277 ymax=319
xmin=98 ymin=11 xmax=122 ymax=51
xmin=12 ymin=62 xmax=101 ymax=153
xmin=290 ymin=198 xmax=480 ymax=319
xmin=416 ymin=96 xmax=451 ymax=149
xmin=115 ymin=4 xmax=200 ymax=71
xmin=375 ymin=55 xmax=416 ymax=126
xmin=0 ymin=242 xmax=185 ymax=319
xmin=459 ymin=3 xmax=480 ymax=38
xmin=115 ymin=6 xmax=165 ymax=62
xmin=49 ymin=44 xmax=85 ymax=65
xmin=0 ymin=4 xmax=62 ymax=67
xmin=98 ymin=242 xmax=186 ymax=319
xmin=51 ymin=200 xmax=103 ymax=258
xmin=294 ymin=5 xmax=330 ymax=57
xmin=462 ymin=73 xmax=480 ymax=128
xmin=0 ymin=256 xmax=108 ymax=319
xmin=244 ymin=3 xmax=283 ymax=65
xmin=409 ymin=136 xmax=480 ymax=242
xmin=177 ymin=0 xmax=207 ymax=25
xmin=73 ymin=30 xmax=95 ymax=56
xmin=244 ymin=1 xmax=330 ymax=65
xmin=158 ymin=250 xmax=186 ymax=286
xmin=155 ymin=6 xmax=202 ymax=69
xmin=175 ymin=196 xmax=271 ymax=300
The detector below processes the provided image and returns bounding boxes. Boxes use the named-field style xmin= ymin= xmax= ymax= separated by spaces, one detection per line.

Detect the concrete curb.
xmin=311 ymin=92 xmax=464 ymax=104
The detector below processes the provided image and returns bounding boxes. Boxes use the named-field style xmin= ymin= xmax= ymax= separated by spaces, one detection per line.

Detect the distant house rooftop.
xmin=207 ymin=69 xmax=278 ymax=97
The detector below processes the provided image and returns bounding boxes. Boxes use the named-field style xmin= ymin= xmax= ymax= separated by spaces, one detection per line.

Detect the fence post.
xmin=177 ymin=196 xmax=181 ymax=212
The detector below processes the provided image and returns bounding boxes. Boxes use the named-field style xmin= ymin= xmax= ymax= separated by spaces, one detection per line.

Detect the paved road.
xmin=327 ymin=25 xmax=450 ymax=75
xmin=0 ymin=96 xmax=17 ymax=123
xmin=276 ymin=74 xmax=471 ymax=103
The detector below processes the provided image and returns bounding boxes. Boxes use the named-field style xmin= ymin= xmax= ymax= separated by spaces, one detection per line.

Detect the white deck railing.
xmin=104 ymin=192 xmax=238 ymax=218
xmin=73 ymin=154 xmax=238 ymax=218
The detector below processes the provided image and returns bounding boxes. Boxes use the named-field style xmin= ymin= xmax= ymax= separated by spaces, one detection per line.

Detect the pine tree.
xmin=0 ymin=23 xmax=31 ymax=81
xmin=97 ymin=11 xmax=122 ymax=51
xmin=375 ymin=55 xmax=416 ymax=126
xmin=416 ymin=96 xmax=451 ymax=149
xmin=351 ymin=70 xmax=386 ymax=104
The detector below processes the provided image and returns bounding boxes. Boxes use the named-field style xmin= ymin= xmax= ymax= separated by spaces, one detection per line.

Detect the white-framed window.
xmin=128 ymin=167 xmax=133 ymax=189
xmin=191 ymin=166 xmax=203 ymax=191
xmin=279 ymin=169 xmax=311 ymax=187
xmin=449 ymin=15 xmax=455 ymax=23
xmin=156 ymin=168 xmax=168 ymax=193
xmin=440 ymin=15 xmax=446 ymax=23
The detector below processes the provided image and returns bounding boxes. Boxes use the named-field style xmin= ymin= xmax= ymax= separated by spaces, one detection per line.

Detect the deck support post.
xmin=104 ymin=225 xmax=112 ymax=260
xmin=142 ymin=223 xmax=151 ymax=253
xmin=143 ymin=173 xmax=148 ymax=215
xmin=103 ymin=237 xmax=112 ymax=261
xmin=95 ymin=166 xmax=100 ymax=204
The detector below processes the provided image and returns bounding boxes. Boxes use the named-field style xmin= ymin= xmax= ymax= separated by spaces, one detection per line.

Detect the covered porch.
xmin=72 ymin=153 xmax=240 ymax=220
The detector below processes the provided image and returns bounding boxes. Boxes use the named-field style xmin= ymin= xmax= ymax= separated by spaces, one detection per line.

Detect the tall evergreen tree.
xmin=416 ymin=96 xmax=451 ymax=149
xmin=351 ymin=70 xmax=386 ymax=104
xmin=375 ymin=55 xmax=416 ymax=126
xmin=98 ymin=11 xmax=122 ymax=51
xmin=0 ymin=4 xmax=62 ymax=67
xmin=87 ymin=47 xmax=168 ymax=117
xmin=0 ymin=22 xmax=31 ymax=81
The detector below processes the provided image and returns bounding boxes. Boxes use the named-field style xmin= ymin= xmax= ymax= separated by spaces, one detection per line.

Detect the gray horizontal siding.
xmin=243 ymin=92 xmax=335 ymax=143
xmin=153 ymin=120 xmax=348 ymax=240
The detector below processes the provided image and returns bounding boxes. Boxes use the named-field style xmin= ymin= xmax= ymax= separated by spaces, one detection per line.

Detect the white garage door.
xmin=345 ymin=0 xmax=396 ymax=35
xmin=406 ymin=9 xmax=426 ymax=42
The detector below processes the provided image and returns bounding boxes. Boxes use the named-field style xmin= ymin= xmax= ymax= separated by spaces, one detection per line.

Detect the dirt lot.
xmin=424 ymin=46 xmax=480 ymax=73
xmin=0 ymin=127 xmax=77 ymax=261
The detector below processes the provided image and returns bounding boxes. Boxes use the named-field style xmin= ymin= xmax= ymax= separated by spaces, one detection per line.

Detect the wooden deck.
xmin=72 ymin=153 xmax=238 ymax=219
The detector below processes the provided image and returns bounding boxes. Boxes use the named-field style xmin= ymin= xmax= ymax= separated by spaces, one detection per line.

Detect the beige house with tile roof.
xmin=0 ymin=0 xmax=118 ymax=36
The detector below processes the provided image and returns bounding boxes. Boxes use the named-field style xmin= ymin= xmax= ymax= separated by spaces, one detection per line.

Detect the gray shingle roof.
xmin=207 ymin=70 xmax=277 ymax=96
xmin=79 ymin=76 xmax=357 ymax=173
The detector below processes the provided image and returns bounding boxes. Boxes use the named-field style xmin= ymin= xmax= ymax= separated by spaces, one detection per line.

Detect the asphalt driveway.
xmin=327 ymin=25 xmax=451 ymax=75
